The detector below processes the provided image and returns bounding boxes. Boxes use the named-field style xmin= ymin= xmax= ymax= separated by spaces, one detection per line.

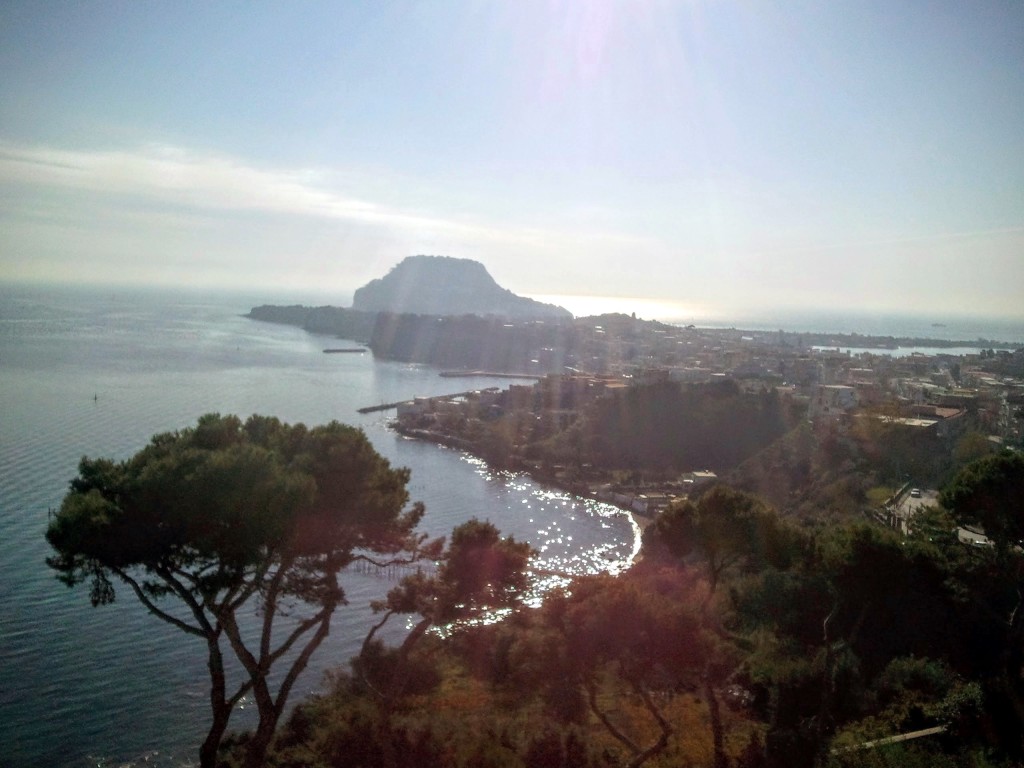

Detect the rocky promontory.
xmin=352 ymin=255 xmax=570 ymax=319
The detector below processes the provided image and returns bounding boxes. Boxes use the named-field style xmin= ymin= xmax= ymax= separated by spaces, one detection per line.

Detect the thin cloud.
xmin=0 ymin=141 xmax=462 ymax=233
xmin=0 ymin=141 xmax=657 ymax=258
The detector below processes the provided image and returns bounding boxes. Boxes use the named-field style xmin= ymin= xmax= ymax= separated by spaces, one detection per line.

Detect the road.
xmin=890 ymin=488 xmax=993 ymax=546
xmin=892 ymin=488 xmax=939 ymax=533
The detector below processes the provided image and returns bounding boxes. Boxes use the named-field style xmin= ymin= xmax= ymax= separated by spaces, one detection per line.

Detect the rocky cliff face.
xmin=351 ymin=256 xmax=571 ymax=319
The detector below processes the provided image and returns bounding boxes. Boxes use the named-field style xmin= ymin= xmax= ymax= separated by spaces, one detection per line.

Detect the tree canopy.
xmin=361 ymin=518 xmax=532 ymax=689
xmin=643 ymin=486 xmax=802 ymax=591
xmin=247 ymin=476 xmax=1024 ymax=768
xmin=938 ymin=451 xmax=1024 ymax=756
xmin=940 ymin=451 xmax=1024 ymax=554
xmin=46 ymin=413 xmax=431 ymax=768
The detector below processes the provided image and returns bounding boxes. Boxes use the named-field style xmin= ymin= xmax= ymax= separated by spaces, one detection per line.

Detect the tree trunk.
xmin=705 ymin=678 xmax=727 ymax=768
xmin=199 ymin=703 xmax=232 ymax=768
xmin=242 ymin=609 xmax=336 ymax=768
xmin=241 ymin=663 xmax=278 ymax=768
xmin=199 ymin=627 xmax=232 ymax=768
xmin=244 ymin=716 xmax=279 ymax=768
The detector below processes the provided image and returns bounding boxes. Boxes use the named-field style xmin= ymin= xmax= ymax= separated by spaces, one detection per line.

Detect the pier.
xmin=357 ymin=388 xmax=499 ymax=414
xmin=347 ymin=559 xmax=437 ymax=580
xmin=358 ymin=400 xmax=412 ymax=414
xmin=439 ymin=370 xmax=542 ymax=379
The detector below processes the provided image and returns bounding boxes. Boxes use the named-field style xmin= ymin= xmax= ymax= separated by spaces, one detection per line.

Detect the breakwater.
xmin=357 ymin=388 xmax=498 ymax=414
xmin=439 ymin=371 xmax=542 ymax=379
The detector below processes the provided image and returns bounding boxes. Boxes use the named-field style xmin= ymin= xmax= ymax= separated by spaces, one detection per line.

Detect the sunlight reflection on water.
xmin=460 ymin=454 xmax=641 ymax=598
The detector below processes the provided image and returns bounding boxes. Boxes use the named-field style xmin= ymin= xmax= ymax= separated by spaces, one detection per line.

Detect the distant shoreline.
xmin=697 ymin=326 xmax=1022 ymax=351
xmin=2 ymin=282 xmax=1021 ymax=349
xmin=245 ymin=301 xmax=1023 ymax=352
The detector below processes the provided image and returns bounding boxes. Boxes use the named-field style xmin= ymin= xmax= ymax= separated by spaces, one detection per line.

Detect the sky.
xmin=1 ymin=0 xmax=1022 ymax=320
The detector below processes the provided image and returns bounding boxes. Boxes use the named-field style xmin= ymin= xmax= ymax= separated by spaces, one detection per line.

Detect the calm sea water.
xmin=0 ymin=284 xmax=638 ymax=768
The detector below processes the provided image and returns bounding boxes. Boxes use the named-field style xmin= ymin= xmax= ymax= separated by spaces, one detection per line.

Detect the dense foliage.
xmin=441 ymin=378 xmax=801 ymax=476
xmin=248 ymin=453 xmax=1024 ymax=767
xmin=49 ymin=411 xmax=1024 ymax=766
xmin=581 ymin=380 xmax=792 ymax=471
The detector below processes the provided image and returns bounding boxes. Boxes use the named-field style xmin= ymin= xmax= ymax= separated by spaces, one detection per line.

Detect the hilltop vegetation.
xmin=224 ymin=457 xmax=1024 ymax=767
xmin=721 ymin=410 xmax=995 ymax=525
xmin=578 ymin=380 xmax=793 ymax=472
xmin=396 ymin=377 xmax=802 ymax=484
xmin=393 ymin=367 xmax=997 ymax=531
xmin=48 ymin=410 xmax=1023 ymax=766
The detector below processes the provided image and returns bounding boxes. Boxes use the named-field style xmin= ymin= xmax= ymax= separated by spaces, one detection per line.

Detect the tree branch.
xmin=267 ymin=605 xmax=332 ymax=668
xmin=112 ymin=567 xmax=206 ymax=638
xmin=153 ymin=564 xmax=218 ymax=637
xmin=222 ymin=561 xmax=270 ymax=613
xmin=815 ymin=595 xmax=841 ymax=767
xmin=349 ymin=549 xmax=434 ymax=569
xmin=708 ymin=553 xmax=741 ymax=595
xmin=226 ymin=679 xmax=255 ymax=710
xmin=272 ymin=610 xmax=333 ymax=720
xmin=586 ymin=675 xmax=640 ymax=755
xmin=260 ymin=560 xmax=289 ymax=664
xmin=219 ymin=609 xmax=262 ymax=680
xmin=628 ymin=679 xmax=673 ymax=768
xmin=1008 ymin=584 xmax=1022 ymax=630
xmin=170 ymin=566 xmax=202 ymax=586
xmin=217 ymin=554 xmax=276 ymax=615
xmin=398 ymin=616 xmax=433 ymax=658
xmin=361 ymin=610 xmax=395 ymax=657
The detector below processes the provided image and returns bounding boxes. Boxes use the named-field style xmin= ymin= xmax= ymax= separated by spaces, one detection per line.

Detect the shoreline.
xmin=393 ymin=422 xmax=652 ymax=567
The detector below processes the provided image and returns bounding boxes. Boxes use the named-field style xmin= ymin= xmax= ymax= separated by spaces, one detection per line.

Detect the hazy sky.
xmin=2 ymin=1 xmax=1022 ymax=318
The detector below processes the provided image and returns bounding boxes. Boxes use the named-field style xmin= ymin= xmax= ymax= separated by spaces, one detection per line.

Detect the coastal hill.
xmin=351 ymin=255 xmax=571 ymax=320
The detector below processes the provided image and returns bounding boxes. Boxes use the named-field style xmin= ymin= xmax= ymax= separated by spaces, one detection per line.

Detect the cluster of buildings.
xmin=576 ymin=320 xmax=1023 ymax=447
xmin=392 ymin=318 xmax=1024 ymax=518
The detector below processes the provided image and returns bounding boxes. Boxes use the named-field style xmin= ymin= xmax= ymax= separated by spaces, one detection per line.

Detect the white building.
xmin=809 ymin=384 xmax=858 ymax=420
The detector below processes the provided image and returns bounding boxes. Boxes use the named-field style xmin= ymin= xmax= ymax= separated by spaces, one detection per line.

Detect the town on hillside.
xmin=386 ymin=314 xmax=1024 ymax=531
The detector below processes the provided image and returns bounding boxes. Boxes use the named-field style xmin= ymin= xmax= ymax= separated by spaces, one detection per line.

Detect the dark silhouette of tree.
xmin=514 ymin=569 xmax=723 ymax=768
xmin=354 ymin=518 xmax=532 ymax=768
xmin=362 ymin=518 xmax=532 ymax=688
xmin=941 ymin=451 xmax=1024 ymax=557
xmin=732 ymin=522 xmax=963 ymax=767
xmin=939 ymin=451 xmax=1024 ymax=757
xmin=46 ymin=414 xmax=432 ymax=768
xmin=643 ymin=486 xmax=802 ymax=593
xmin=583 ymin=380 xmax=792 ymax=472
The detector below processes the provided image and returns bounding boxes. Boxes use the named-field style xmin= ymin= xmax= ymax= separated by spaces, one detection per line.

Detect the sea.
xmin=0 ymin=283 xmax=639 ymax=768
xmin=2 ymin=284 xmax=1022 ymax=768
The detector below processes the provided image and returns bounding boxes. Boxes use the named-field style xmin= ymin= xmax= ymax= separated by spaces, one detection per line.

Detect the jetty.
xmin=323 ymin=347 xmax=367 ymax=354
xmin=358 ymin=400 xmax=411 ymax=414
xmin=439 ymin=370 xmax=542 ymax=379
xmin=357 ymin=388 xmax=498 ymax=414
